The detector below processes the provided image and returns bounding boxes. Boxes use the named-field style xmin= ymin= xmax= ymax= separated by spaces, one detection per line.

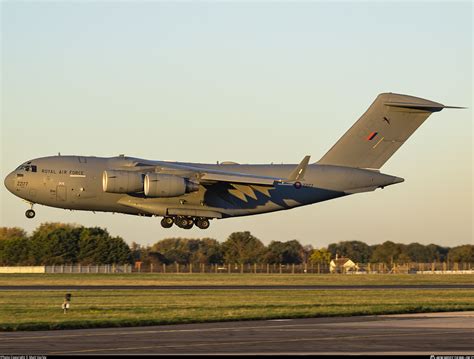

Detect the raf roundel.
xmin=294 ymin=181 xmax=302 ymax=189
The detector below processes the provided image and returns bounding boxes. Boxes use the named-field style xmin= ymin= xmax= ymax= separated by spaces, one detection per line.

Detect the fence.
xmin=0 ymin=262 xmax=472 ymax=274
xmin=132 ymin=262 xmax=473 ymax=274
xmin=45 ymin=264 xmax=132 ymax=273
xmin=133 ymin=263 xmax=331 ymax=274
xmin=387 ymin=262 xmax=473 ymax=274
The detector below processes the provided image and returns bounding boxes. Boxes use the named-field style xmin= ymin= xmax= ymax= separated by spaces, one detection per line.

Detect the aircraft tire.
xmin=182 ymin=217 xmax=194 ymax=229
xmin=25 ymin=209 xmax=35 ymax=219
xmin=175 ymin=217 xmax=185 ymax=228
xmin=196 ymin=218 xmax=210 ymax=229
xmin=174 ymin=217 xmax=194 ymax=229
xmin=161 ymin=217 xmax=174 ymax=228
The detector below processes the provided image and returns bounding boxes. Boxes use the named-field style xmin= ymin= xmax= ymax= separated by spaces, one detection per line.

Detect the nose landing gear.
xmin=24 ymin=203 xmax=36 ymax=219
xmin=25 ymin=209 xmax=35 ymax=219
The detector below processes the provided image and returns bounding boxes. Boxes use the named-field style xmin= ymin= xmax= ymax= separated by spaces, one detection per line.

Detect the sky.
xmin=1 ymin=1 xmax=472 ymax=248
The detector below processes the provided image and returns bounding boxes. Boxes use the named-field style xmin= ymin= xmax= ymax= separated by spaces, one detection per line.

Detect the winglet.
xmin=288 ymin=155 xmax=311 ymax=181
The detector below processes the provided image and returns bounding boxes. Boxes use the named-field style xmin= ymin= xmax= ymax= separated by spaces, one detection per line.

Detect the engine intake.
xmin=144 ymin=173 xmax=199 ymax=198
xmin=102 ymin=170 xmax=144 ymax=193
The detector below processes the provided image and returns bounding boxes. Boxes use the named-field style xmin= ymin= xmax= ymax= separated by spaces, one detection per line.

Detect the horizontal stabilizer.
xmin=384 ymin=101 xmax=466 ymax=112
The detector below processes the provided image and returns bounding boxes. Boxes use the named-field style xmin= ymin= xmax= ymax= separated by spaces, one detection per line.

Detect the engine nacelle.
xmin=102 ymin=170 xmax=144 ymax=193
xmin=144 ymin=173 xmax=199 ymax=198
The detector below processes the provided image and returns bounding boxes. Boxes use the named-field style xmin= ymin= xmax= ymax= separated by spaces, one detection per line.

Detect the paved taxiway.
xmin=1 ymin=284 xmax=473 ymax=290
xmin=0 ymin=312 xmax=472 ymax=355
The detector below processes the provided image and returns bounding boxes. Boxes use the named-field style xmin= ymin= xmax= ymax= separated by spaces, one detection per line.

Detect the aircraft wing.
xmin=133 ymin=160 xmax=284 ymax=185
xmin=129 ymin=156 xmax=310 ymax=186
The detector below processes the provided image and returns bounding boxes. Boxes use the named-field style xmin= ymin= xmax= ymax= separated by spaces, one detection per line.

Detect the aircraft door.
xmin=57 ymin=185 xmax=67 ymax=201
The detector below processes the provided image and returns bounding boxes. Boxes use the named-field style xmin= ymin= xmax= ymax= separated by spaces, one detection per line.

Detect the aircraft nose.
xmin=4 ymin=172 xmax=15 ymax=194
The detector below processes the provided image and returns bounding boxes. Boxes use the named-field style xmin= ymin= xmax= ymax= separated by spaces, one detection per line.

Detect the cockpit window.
xmin=15 ymin=163 xmax=37 ymax=172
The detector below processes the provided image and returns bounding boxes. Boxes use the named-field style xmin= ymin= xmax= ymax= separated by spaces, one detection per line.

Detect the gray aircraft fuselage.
xmin=4 ymin=155 xmax=402 ymax=220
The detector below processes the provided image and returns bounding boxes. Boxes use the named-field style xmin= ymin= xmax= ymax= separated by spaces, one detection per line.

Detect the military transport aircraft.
xmin=4 ymin=93 xmax=461 ymax=229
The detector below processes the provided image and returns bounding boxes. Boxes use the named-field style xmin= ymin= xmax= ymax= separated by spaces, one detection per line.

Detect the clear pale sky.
xmin=1 ymin=1 xmax=472 ymax=248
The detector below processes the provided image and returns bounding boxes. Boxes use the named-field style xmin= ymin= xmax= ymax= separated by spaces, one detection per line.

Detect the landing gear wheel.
xmin=25 ymin=209 xmax=35 ymax=219
xmin=182 ymin=217 xmax=194 ymax=230
xmin=161 ymin=217 xmax=174 ymax=228
xmin=196 ymin=218 xmax=210 ymax=229
xmin=175 ymin=216 xmax=187 ymax=229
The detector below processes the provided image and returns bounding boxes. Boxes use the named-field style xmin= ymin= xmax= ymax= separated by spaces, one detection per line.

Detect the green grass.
xmin=0 ymin=289 xmax=473 ymax=331
xmin=0 ymin=273 xmax=473 ymax=286
xmin=1 ymin=273 xmax=472 ymax=331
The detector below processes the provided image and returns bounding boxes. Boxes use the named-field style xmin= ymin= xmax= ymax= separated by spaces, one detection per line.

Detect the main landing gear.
xmin=160 ymin=216 xmax=211 ymax=230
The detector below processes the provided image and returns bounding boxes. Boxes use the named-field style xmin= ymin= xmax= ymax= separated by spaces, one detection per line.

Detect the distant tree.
xmin=309 ymin=248 xmax=331 ymax=265
xmin=77 ymin=227 xmax=132 ymax=264
xmin=426 ymin=244 xmax=449 ymax=262
xmin=146 ymin=250 xmax=168 ymax=266
xmin=105 ymin=236 xmax=132 ymax=264
xmin=31 ymin=222 xmax=78 ymax=237
xmin=301 ymin=244 xmax=314 ymax=264
xmin=77 ymin=227 xmax=109 ymax=264
xmin=150 ymin=237 xmax=223 ymax=265
xmin=265 ymin=240 xmax=304 ymax=264
xmin=163 ymin=248 xmax=191 ymax=264
xmin=0 ymin=237 xmax=33 ymax=265
xmin=189 ymin=238 xmax=223 ymax=264
xmin=151 ymin=238 xmax=191 ymax=264
xmin=0 ymin=227 xmax=32 ymax=265
xmin=448 ymin=245 xmax=474 ymax=263
xmin=402 ymin=243 xmax=433 ymax=262
xmin=0 ymin=227 xmax=28 ymax=241
xmin=370 ymin=241 xmax=405 ymax=264
xmin=222 ymin=231 xmax=266 ymax=264
xmin=265 ymin=241 xmax=283 ymax=264
xmin=30 ymin=226 xmax=81 ymax=265
xmin=328 ymin=241 xmax=372 ymax=263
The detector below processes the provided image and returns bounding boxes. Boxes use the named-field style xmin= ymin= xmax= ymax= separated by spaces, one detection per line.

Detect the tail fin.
xmin=317 ymin=93 xmax=462 ymax=169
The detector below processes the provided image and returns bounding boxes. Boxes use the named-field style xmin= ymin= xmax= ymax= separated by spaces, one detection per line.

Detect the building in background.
xmin=330 ymin=256 xmax=358 ymax=274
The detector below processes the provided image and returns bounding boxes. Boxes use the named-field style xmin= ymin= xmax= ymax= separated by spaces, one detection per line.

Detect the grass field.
xmin=1 ymin=273 xmax=474 ymax=286
xmin=1 ymin=288 xmax=473 ymax=331
xmin=1 ymin=274 xmax=473 ymax=331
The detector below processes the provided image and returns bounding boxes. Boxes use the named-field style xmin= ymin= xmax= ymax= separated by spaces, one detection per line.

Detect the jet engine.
xmin=102 ymin=170 xmax=144 ymax=193
xmin=144 ymin=173 xmax=199 ymax=198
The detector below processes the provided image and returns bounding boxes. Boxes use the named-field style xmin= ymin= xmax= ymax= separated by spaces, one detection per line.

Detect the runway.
xmin=0 ymin=312 xmax=473 ymax=355
xmin=1 ymin=284 xmax=473 ymax=290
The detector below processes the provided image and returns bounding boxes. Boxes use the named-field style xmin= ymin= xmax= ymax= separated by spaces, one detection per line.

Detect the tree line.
xmin=0 ymin=224 xmax=131 ymax=266
xmin=0 ymin=223 xmax=473 ymax=266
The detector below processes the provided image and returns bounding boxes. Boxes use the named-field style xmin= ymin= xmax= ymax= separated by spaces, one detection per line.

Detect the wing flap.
xmin=200 ymin=172 xmax=279 ymax=185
